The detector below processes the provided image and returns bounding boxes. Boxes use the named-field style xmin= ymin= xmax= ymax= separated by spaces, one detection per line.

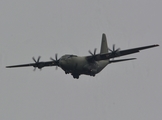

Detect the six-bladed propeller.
xmin=108 ymin=44 xmax=120 ymax=58
xmin=88 ymin=48 xmax=97 ymax=61
xmin=32 ymin=56 xmax=43 ymax=71
xmin=50 ymin=54 xmax=60 ymax=70
xmin=89 ymin=48 xmax=97 ymax=56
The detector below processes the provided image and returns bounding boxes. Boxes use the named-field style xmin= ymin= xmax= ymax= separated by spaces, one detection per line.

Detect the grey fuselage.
xmin=58 ymin=54 xmax=109 ymax=78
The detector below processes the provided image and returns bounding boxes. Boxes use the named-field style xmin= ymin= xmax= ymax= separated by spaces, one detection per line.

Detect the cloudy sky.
xmin=0 ymin=0 xmax=162 ymax=120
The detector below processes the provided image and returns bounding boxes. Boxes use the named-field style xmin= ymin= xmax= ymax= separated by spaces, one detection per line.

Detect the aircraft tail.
xmin=100 ymin=33 xmax=108 ymax=54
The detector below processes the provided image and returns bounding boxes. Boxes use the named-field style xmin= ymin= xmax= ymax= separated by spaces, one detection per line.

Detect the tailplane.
xmin=100 ymin=33 xmax=108 ymax=54
xmin=109 ymin=58 xmax=136 ymax=63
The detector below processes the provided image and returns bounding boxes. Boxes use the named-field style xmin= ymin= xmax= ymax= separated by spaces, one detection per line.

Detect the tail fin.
xmin=100 ymin=33 xmax=108 ymax=54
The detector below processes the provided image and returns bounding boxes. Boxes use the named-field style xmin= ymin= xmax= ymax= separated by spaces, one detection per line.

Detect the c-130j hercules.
xmin=6 ymin=34 xmax=159 ymax=79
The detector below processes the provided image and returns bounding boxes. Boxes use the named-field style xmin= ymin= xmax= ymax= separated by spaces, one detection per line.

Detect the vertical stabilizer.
xmin=100 ymin=33 xmax=108 ymax=54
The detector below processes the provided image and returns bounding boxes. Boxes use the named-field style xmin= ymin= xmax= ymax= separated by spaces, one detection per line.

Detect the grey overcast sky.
xmin=0 ymin=0 xmax=162 ymax=120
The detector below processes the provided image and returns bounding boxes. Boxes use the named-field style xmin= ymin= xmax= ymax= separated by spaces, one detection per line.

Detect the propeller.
xmin=88 ymin=48 xmax=97 ymax=61
xmin=32 ymin=56 xmax=42 ymax=71
xmin=50 ymin=54 xmax=60 ymax=70
xmin=108 ymin=44 xmax=120 ymax=58
xmin=89 ymin=48 xmax=97 ymax=56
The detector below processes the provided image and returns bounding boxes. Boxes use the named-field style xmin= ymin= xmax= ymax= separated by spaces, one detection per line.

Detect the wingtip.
xmin=155 ymin=44 xmax=159 ymax=46
xmin=6 ymin=66 xmax=11 ymax=68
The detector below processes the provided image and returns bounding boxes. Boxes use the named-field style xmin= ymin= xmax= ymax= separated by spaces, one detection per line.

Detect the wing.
xmin=108 ymin=44 xmax=159 ymax=59
xmin=87 ymin=44 xmax=159 ymax=61
xmin=6 ymin=63 xmax=37 ymax=68
xmin=6 ymin=61 xmax=57 ymax=69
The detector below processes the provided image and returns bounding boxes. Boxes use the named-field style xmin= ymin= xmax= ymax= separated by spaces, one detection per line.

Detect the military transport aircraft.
xmin=6 ymin=34 xmax=159 ymax=79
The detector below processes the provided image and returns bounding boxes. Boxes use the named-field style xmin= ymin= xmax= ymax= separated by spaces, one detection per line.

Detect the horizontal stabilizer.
xmin=109 ymin=58 xmax=136 ymax=63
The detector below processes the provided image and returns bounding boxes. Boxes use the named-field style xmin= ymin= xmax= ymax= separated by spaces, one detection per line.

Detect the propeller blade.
xmin=89 ymin=48 xmax=97 ymax=56
xmin=56 ymin=66 xmax=58 ymax=70
xmin=89 ymin=50 xmax=93 ymax=56
xmin=94 ymin=48 xmax=97 ymax=55
xmin=108 ymin=48 xmax=113 ymax=52
xmin=55 ymin=54 xmax=58 ymax=61
xmin=113 ymin=44 xmax=115 ymax=51
xmin=37 ymin=56 xmax=41 ymax=63
xmin=116 ymin=48 xmax=120 ymax=52
xmin=50 ymin=57 xmax=55 ymax=61
xmin=32 ymin=57 xmax=37 ymax=63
